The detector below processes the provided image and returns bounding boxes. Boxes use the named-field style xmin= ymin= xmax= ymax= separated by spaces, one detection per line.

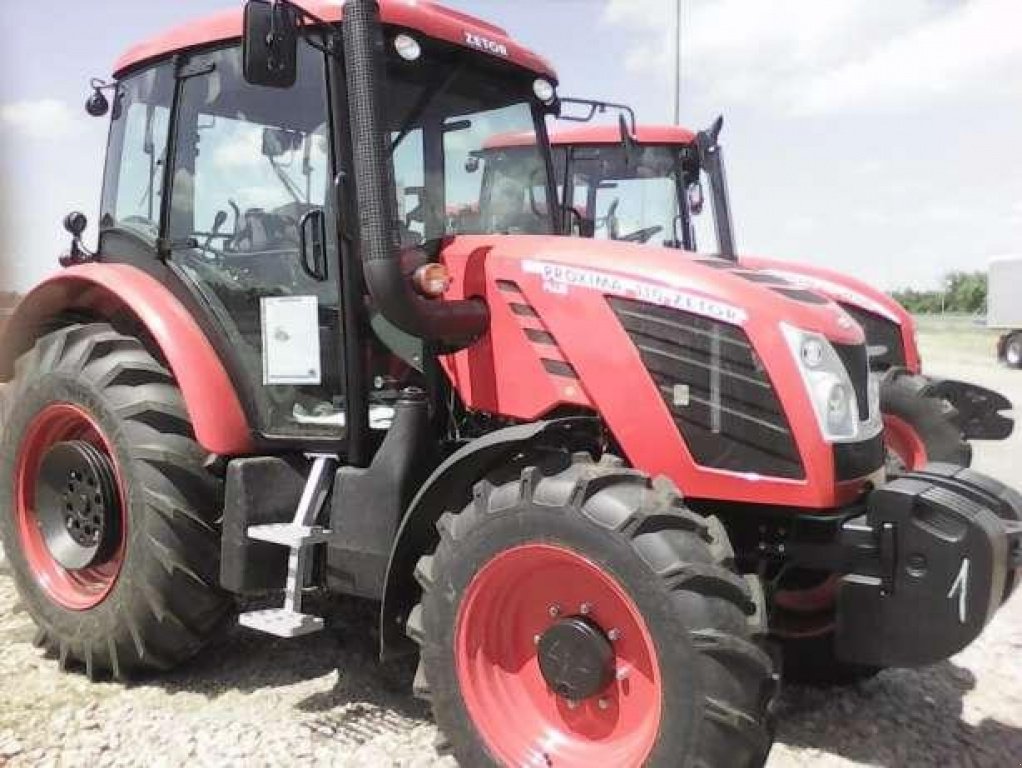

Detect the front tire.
xmin=881 ymin=370 xmax=971 ymax=470
xmin=408 ymin=452 xmax=777 ymax=768
xmin=0 ymin=323 xmax=232 ymax=678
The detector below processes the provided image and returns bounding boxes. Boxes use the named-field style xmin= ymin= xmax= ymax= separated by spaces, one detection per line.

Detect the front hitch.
xmin=924 ymin=377 xmax=1014 ymax=441
xmin=833 ymin=464 xmax=1021 ymax=668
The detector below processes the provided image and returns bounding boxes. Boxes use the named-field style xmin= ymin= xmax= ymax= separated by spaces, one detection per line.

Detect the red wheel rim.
xmin=14 ymin=403 xmax=127 ymax=610
xmin=772 ymin=573 xmax=841 ymax=638
xmin=884 ymin=414 xmax=928 ymax=471
xmin=455 ymin=544 xmax=661 ymax=767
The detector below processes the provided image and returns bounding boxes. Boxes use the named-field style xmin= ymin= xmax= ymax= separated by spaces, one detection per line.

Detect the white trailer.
xmin=988 ymin=256 xmax=1022 ymax=367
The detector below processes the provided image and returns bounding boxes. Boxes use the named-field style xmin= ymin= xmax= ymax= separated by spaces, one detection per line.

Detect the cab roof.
xmin=551 ymin=124 xmax=697 ymax=146
xmin=113 ymin=0 xmax=556 ymax=80
xmin=484 ymin=124 xmax=697 ymax=151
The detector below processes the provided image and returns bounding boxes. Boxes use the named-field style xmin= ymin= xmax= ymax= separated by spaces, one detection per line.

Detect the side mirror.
xmin=60 ymin=211 xmax=94 ymax=267
xmin=262 ymin=126 xmax=300 ymax=158
xmin=63 ymin=211 xmax=88 ymax=238
xmin=464 ymin=156 xmax=480 ymax=174
xmin=243 ymin=1 xmax=298 ymax=89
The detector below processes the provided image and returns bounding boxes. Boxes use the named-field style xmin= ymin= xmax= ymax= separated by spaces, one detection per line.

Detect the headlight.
xmin=533 ymin=78 xmax=557 ymax=105
xmin=782 ymin=324 xmax=869 ymax=442
xmin=394 ymin=34 xmax=422 ymax=62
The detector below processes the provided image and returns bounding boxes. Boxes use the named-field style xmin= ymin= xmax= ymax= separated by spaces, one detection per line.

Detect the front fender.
xmin=0 ymin=263 xmax=253 ymax=455
xmin=378 ymin=417 xmax=600 ymax=660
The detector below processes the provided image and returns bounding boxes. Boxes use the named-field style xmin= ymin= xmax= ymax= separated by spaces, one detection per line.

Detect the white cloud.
xmin=794 ymin=0 xmax=1022 ymax=115
xmin=0 ymin=99 xmax=79 ymax=140
xmin=602 ymin=0 xmax=1022 ymax=115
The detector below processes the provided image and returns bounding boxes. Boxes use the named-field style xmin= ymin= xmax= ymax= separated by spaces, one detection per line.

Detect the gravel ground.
xmin=1 ymin=324 xmax=1021 ymax=767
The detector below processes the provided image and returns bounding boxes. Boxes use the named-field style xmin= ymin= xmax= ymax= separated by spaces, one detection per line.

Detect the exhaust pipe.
xmin=341 ymin=0 xmax=489 ymax=348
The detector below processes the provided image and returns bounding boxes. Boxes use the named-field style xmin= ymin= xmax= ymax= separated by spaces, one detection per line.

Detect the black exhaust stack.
xmin=341 ymin=0 xmax=489 ymax=348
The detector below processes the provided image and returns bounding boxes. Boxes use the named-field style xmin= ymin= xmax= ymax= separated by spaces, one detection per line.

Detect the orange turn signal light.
xmin=412 ymin=263 xmax=452 ymax=298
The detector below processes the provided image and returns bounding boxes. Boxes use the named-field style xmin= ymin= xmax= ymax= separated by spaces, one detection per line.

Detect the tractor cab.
xmin=97 ymin=0 xmax=558 ymax=442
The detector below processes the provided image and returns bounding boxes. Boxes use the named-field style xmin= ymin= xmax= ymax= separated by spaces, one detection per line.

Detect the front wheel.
xmin=408 ymin=452 xmax=777 ymax=768
xmin=881 ymin=370 xmax=971 ymax=471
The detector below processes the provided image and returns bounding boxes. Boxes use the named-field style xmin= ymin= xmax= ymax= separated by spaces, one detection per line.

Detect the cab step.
xmin=237 ymin=454 xmax=337 ymax=639
xmin=238 ymin=608 xmax=325 ymax=638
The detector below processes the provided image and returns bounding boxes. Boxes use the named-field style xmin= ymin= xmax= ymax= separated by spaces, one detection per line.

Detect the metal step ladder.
xmin=238 ymin=454 xmax=337 ymax=638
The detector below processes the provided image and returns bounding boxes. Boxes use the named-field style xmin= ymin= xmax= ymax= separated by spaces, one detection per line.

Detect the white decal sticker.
xmin=522 ymin=260 xmax=747 ymax=325
xmin=764 ymin=269 xmax=902 ymax=324
xmin=261 ymin=296 xmax=322 ymax=386
xmin=464 ymin=31 xmax=509 ymax=58
xmin=947 ymin=557 xmax=970 ymax=625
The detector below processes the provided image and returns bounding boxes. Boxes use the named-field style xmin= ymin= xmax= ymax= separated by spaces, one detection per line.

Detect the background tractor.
xmin=1 ymin=2 xmax=1021 ymax=767
xmin=475 ymin=113 xmax=1014 ymax=476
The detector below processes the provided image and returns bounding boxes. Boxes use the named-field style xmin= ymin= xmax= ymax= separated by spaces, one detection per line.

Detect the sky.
xmin=2 ymin=0 xmax=1021 ymax=292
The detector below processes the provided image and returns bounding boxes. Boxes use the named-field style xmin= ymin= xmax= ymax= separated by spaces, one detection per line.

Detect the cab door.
xmin=163 ymin=41 xmax=346 ymax=439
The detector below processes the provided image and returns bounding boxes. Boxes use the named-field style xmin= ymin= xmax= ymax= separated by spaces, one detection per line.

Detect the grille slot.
xmin=833 ymin=343 xmax=870 ymax=421
xmin=610 ymin=297 xmax=804 ymax=479
xmin=839 ymin=303 xmax=906 ymax=370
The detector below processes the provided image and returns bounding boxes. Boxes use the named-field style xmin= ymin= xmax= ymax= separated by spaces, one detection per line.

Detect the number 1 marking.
xmin=947 ymin=558 xmax=970 ymax=624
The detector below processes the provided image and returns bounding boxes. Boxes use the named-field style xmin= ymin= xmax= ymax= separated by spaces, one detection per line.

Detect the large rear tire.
xmin=408 ymin=452 xmax=777 ymax=767
xmin=0 ymin=323 xmax=232 ymax=678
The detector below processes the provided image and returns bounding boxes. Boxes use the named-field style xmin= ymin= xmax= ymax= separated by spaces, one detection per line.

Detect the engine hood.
xmin=742 ymin=254 xmax=912 ymax=329
xmin=441 ymin=236 xmax=865 ymax=345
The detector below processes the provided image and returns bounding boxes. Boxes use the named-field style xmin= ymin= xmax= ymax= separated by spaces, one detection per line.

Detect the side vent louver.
xmin=499 ymin=281 xmax=578 ymax=380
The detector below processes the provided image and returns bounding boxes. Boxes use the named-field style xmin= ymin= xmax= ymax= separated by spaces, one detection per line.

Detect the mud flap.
xmin=925 ymin=378 xmax=1014 ymax=441
xmin=836 ymin=467 xmax=1019 ymax=668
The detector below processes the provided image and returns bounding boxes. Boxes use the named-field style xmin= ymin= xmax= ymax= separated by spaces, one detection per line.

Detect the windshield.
xmin=563 ymin=145 xmax=686 ymax=247
xmin=386 ymin=51 xmax=555 ymax=244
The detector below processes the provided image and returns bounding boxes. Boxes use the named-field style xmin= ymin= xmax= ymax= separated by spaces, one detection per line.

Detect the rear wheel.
xmin=408 ymin=452 xmax=777 ymax=767
xmin=1006 ymin=334 xmax=1022 ymax=369
xmin=0 ymin=323 xmax=232 ymax=677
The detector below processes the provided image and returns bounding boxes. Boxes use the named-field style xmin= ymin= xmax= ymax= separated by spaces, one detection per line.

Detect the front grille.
xmin=610 ymin=297 xmax=805 ymax=480
xmin=833 ymin=343 xmax=870 ymax=421
xmin=839 ymin=303 xmax=906 ymax=370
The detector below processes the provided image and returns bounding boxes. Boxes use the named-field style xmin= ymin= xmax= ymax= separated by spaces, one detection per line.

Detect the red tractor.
xmin=477 ymin=109 xmax=1014 ymax=475
xmin=1 ymin=3 xmax=1020 ymax=766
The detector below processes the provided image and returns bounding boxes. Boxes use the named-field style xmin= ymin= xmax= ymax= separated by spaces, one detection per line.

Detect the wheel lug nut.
xmin=598 ymin=698 xmax=610 ymax=710
xmin=533 ymin=634 xmax=541 ymax=646
xmin=616 ymin=667 xmax=629 ymax=681
xmin=548 ymin=604 xmax=561 ymax=618
xmin=566 ymin=700 xmax=579 ymax=710
xmin=607 ymin=628 xmax=621 ymax=641
xmin=580 ymin=602 xmax=593 ymax=615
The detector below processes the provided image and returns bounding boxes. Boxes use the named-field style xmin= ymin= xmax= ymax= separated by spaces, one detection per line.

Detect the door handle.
xmin=299 ymin=208 xmax=328 ymax=281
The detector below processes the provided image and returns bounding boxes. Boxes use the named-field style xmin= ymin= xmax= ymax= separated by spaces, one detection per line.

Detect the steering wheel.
xmin=596 ymin=199 xmax=621 ymax=239
xmin=620 ymin=225 xmax=664 ymax=244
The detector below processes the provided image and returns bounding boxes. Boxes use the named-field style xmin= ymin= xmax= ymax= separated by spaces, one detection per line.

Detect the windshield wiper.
xmin=389 ymin=65 xmax=464 ymax=155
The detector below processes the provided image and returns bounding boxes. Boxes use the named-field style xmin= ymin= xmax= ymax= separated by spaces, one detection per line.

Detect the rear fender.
xmin=0 ymin=264 xmax=253 ymax=455
xmin=378 ymin=417 xmax=600 ymax=660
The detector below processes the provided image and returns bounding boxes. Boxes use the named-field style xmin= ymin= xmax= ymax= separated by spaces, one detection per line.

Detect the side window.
xmin=100 ymin=64 xmax=175 ymax=243
xmin=688 ymin=170 xmax=719 ymax=253
xmin=392 ymin=128 xmax=427 ymax=245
